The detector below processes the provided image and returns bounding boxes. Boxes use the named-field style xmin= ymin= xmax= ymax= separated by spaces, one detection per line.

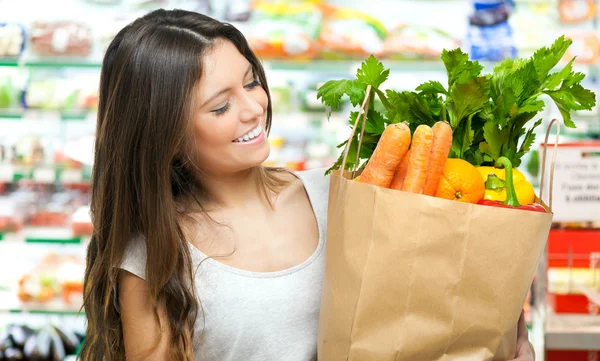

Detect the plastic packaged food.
xmin=564 ymin=32 xmax=600 ymax=63
xmin=317 ymin=4 xmax=387 ymax=59
xmin=0 ymin=23 xmax=25 ymax=57
xmin=29 ymin=21 xmax=92 ymax=56
xmin=559 ymin=0 xmax=596 ymax=23
xmin=71 ymin=205 xmax=93 ymax=236
xmin=23 ymin=74 xmax=98 ymax=110
xmin=468 ymin=1 xmax=517 ymax=61
xmin=0 ymin=70 xmax=20 ymax=109
xmin=382 ymin=25 xmax=461 ymax=61
xmin=0 ymin=197 xmax=25 ymax=233
xmin=245 ymin=1 xmax=322 ymax=60
xmin=17 ymin=254 xmax=84 ymax=305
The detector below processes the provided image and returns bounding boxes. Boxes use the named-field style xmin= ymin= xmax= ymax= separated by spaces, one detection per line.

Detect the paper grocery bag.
xmin=317 ymin=172 xmax=553 ymax=361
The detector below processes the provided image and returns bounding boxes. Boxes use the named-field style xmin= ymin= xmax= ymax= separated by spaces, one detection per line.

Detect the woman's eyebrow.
xmin=200 ymin=65 xmax=253 ymax=108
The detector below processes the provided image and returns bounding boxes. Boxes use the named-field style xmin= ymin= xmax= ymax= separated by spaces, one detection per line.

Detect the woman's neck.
xmin=195 ymin=167 xmax=268 ymax=210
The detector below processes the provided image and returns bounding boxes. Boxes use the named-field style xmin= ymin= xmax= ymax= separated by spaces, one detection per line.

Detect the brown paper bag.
xmin=317 ymin=93 xmax=557 ymax=361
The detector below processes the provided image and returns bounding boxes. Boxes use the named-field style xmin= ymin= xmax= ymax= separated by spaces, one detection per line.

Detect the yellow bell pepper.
xmin=476 ymin=166 xmax=536 ymax=205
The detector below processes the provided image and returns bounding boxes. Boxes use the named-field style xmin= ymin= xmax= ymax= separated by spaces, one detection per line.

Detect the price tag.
xmin=0 ymin=164 xmax=14 ymax=182
xmin=541 ymin=142 xmax=600 ymax=221
xmin=60 ymin=169 xmax=83 ymax=184
xmin=33 ymin=167 xmax=56 ymax=184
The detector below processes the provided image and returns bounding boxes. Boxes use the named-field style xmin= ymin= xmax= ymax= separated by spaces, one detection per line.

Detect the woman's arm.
xmin=119 ymin=270 xmax=172 ymax=361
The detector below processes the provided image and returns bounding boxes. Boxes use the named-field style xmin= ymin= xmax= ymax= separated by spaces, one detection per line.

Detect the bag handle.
xmin=341 ymin=85 xmax=372 ymax=179
xmin=538 ymin=118 xmax=561 ymax=212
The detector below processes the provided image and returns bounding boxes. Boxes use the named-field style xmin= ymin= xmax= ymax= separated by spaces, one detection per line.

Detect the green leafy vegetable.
xmin=356 ymin=55 xmax=390 ymax=88
xmin=317 ymin=36 xmax=597 ymax=174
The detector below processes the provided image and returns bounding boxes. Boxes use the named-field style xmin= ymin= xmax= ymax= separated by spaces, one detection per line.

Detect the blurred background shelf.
xmin=0 ymin=109 xmax=95 ymax=121
xmin=0 ymin=291 xmax=83 ymax=315
xmin=544 ymin=307 xmax=600 ymax=351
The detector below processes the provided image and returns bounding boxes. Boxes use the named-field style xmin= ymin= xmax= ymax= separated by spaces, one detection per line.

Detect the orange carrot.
xmin=423 ymin=121 xmax=453 ymax=196
xmin=358 ymin=122 xmax=411 ymax=188
xmin=390 ymin=149 xmax=411 ymax=190
xmin=401 ymin=124 xmax=433 ymax=193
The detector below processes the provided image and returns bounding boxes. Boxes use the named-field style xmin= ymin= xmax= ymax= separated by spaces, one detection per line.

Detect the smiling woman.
xmin=192 ymin=41 xmax=271 ymax=176
xmin=80 ymin=8 xmax=329 ymax=361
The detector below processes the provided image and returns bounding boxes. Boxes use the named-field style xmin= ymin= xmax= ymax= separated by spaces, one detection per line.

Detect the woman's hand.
xmin=509 ymin=310 xmax=535 ymax=361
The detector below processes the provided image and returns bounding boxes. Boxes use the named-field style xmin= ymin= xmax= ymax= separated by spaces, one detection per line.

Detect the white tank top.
xmin=119 ymin=169 xmax=330 ymax=360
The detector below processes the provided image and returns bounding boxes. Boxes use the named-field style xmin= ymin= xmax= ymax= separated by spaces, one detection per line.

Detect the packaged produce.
xmin=0 ymin=75 xmax=15 ymax=109
xmin=0 ymin=324 xmax=83 ymax=361
xmin=17 ymin=253 xmax=84 ymax=305
xmin=468 ymin=1 xmax=517 ymax=61
xmin=71 ymin=205 xmax=93 ymax=236
xmin=563 ymin=32 xmax=600 ymax=64
xmin=317 ymin=4 xmax=387 ymax=59
xmin=559 ymin=0 xmax=596 ymax=23
xmin=23 ymin=74 xmax=98 ymax=110
xmin=245 ymin=1 xmax=321 ymax=60
xmin=315 ymin=36 xmax=595 ymax=360
xmin=0 ymin=23 xmax=25 ymax=58
xmin=0 ymin=197 xmax=26 ymax=233
xmin=30 ymin=21 xmax=92 ymax=56
xmin=382 ymin=25 xmax=461 ymax=61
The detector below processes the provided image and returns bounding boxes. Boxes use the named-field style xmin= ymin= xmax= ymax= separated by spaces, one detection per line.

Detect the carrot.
xmin=358 ymin=122 xmax=411 ymax=188
xmin=401 ymin=124 xmax=433 ymax=194
xmin=422 ymin=121 xmax=453 ymax=196
xmin=390 ymin=149 xmax=411 ymax=190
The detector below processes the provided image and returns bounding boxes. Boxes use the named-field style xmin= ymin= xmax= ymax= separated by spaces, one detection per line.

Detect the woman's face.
xmin=191 ymin=40 xmax=270 ymax=177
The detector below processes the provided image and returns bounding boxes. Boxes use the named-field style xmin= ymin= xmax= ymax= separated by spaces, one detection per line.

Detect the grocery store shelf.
xmin=0 ymin=291 xmax=83 ymax=315
xmin=2 ymin=56 xmax=588 ymax=76
xmin=0 ymin=109 xmax=95 ymax=121
xmin=544 ymin=306 xmax=600 ymax=350
xmin=0 ymin=56 xmax=450 ymax=72
xmin=0 ymin=163 xmax=91 ymax=185
xmin=263 ymin=59 xmax=449 ymax=73
xmin=0 ymin=228 xmax=88 ymax=245
xmin=0 ymin=57 xmax=102 ymax=68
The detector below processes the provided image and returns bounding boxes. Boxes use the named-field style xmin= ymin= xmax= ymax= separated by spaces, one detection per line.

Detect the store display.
xmin=70 ymin=205 xmax=92 ymax=237
xmin=246 ymin=1 xmax=322 ymax=60
xmin=558 ymin=0 xmax=596 ymax=24
xmin=0 ymin=23 xmax=25 ymax=58
xmin=382 ymin=25 xmax=461 ymax=61
xmin=23 ymin=74 xmax=98 ymax=111
xmin=17 ymin=253 xmax=84 ymax=305
xmin=0 ymin=70 xmax=20 ymax=109
xmin=0 ymin=323 xmax=84 ymax=361
xmin=30 ymin=21 xmax=92 ymax=57
xmin=563 ymin=32 xmax=600 ymax=64
xmin=468 ymin=0 xmax=518 ymax=61
xmin=318 ymin=4 xmax=387 ymax=59
xmin=547 ymin=350 xmax=600 ymax=361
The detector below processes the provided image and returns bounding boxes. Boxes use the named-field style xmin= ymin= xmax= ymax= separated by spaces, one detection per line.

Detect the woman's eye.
xmin=212 ymin=102 xmax=231 ymax=116
xmin=245 ymin=79 xmax=260 ymax=89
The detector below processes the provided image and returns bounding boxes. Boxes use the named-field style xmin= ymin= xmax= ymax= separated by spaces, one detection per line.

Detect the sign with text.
xmin=541 ymin=142 xmax=600 ymax=222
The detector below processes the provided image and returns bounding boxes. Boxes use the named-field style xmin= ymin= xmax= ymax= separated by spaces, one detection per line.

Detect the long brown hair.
xmin=81 ymin=9 xmax=283 ymax=361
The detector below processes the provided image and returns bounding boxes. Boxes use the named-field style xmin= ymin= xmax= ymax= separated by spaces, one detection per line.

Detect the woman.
xmin=80 ymin=9 xmax=535 ymax=361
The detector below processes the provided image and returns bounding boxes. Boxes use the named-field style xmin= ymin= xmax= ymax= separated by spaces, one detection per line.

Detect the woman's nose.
xmin=239 ymin=90 xmax=265 ymax=123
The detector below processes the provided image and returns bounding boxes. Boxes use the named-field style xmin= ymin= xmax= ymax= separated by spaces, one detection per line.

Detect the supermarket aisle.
xmin=1 ymin=1 xmax=599 ymax=360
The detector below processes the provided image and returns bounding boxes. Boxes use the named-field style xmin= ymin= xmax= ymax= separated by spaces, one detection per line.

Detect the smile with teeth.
xmin=233 ymin=124 xmax=262 ymax=143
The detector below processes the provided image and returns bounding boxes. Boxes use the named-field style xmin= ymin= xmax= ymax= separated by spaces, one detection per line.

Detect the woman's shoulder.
xmin=295 ymin=168 xmax=330 ymax=199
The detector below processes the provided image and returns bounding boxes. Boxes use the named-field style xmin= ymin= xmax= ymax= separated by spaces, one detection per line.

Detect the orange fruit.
xmin=434 ymin=159 xmax=485 ymax=203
